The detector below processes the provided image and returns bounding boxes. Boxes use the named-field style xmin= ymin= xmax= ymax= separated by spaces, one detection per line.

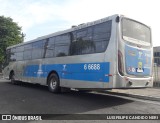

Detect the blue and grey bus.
xmin=3 ymin=14 xmax=153 ymax=93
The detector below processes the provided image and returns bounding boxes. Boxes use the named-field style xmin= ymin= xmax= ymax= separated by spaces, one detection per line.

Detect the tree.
xmin=0 ymin=16 xmax=24 ymax=72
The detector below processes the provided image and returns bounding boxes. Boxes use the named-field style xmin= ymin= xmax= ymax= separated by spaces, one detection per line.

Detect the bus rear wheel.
xmin=48 ymin=73 xmax=61 ymax=93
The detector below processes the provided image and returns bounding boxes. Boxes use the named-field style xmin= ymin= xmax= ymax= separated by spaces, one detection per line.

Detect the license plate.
xmin=136 ymin=68 xmax=143 ymax=73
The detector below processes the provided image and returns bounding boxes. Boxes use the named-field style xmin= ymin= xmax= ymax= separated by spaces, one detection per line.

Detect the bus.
xmin=3 ymin=14 xmax=153 ymax=93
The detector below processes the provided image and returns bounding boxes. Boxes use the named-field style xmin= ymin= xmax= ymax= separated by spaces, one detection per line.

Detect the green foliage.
xmin=0 ymin=16 xmax=23 ymax=65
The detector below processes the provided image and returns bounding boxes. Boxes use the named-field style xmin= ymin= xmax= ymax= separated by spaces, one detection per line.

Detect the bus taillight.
xmin=118 ymin=50 xmax=124 ymax=76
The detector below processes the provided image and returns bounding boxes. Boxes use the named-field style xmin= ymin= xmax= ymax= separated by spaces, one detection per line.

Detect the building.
xmin=154 ymin=46 xmax=160 ymax=66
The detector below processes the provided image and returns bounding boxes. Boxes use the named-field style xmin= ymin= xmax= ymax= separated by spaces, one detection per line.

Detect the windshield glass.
xmin=122 ymin=18 xmax=151 ymax=46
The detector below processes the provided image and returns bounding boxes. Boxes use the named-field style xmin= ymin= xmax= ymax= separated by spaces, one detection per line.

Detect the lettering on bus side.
xmin=84 ymin=64 xmax=101 ymax=70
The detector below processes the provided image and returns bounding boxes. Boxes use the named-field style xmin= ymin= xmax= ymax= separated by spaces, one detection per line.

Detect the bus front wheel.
xmin=48 ymin=73 xmax=60 ymax=93
xmin=10 ymin=72 xmax=17 ymax=84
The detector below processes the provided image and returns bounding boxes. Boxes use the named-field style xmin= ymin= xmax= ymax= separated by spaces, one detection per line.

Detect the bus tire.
xmin=10 ymin=72 xmax=17 ymax=84
xmin=48 ymin=73 xmax=61 ymax=93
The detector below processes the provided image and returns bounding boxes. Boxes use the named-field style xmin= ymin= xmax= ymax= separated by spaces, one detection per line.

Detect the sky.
xmin=0 ymin=0 xmax=160 ymax=46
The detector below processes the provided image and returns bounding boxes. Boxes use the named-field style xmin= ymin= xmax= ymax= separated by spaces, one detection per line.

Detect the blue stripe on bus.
xmin=23 ymin=62 xmax=110 ymax=82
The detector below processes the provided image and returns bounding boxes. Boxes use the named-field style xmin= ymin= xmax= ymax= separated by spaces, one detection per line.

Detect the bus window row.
xmin=6 ymin=20 xmax=112 ymax=61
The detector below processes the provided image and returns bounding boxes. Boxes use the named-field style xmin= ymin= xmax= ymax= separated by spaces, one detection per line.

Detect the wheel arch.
xmin=46 ymin=70 xmax=60 ymax=85
xmin=9 ymin=70 xmax=14 ymax=80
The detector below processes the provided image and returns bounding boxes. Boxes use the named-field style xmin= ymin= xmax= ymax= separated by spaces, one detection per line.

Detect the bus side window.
xmin=16 ymin=52 xmax=23 ymax=61
xmin=93 ymin=20 xmax=112 ymax=53
xmin=24 ymin=44 xmax=32 ymax=60
xmin=55 ymin=34 xmax=70 ymax=57
xmin=32 ymin=40 xmax=44 ymax=59
xmin=10 ymin=47 xmax=17 ymax=61
xmin=70 ymin=27 xmax=95 ymax=55
xmin=16 ymin=46 xmax=24 ymax=61
xmin=45 ymin=37 xmax=55 ymax=58
xmin=43 ymin=38 xmax=48 ymax=58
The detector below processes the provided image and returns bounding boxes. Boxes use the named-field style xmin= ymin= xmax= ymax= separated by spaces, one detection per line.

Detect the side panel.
xmin=23 ymin=62 xmax=110 ymax=88
xmin=15 ymin=61 xmax=25 ymax=81
xmin=23 ymin=59 xmax=46 ymax=84
xmin=104 ymin=17 xmax=118 ymax=88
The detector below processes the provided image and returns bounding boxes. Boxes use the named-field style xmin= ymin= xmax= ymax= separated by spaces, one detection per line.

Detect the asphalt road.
xmin=0 ymin=79 xmax=160 ymax=122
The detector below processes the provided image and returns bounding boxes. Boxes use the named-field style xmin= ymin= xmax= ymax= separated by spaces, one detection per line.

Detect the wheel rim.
xmin=11 ymin=74 xmax=15 ymax=83
xmin=50 ymin=78 xmax=57 ymax=90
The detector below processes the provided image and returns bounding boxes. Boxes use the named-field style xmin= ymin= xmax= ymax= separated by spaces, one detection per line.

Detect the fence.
xmin=153 ymin=64 xmax=160 ymax=87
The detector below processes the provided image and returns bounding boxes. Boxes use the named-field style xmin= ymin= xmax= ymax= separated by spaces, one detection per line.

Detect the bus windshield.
xmin=122 ymin=18 xmax=151 ymax=46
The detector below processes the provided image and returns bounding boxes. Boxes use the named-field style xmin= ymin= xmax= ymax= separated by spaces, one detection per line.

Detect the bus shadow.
xmin=6 ymin=81 xmax=134 ymax=115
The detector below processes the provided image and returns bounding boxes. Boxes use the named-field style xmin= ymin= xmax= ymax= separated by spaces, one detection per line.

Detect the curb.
xmin=99 ymin=91 xmax=160 ymax=102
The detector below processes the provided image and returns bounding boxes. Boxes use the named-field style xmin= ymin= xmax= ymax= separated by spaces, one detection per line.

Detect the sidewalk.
xmin=102 ymin=88 xmax=160 ymax=101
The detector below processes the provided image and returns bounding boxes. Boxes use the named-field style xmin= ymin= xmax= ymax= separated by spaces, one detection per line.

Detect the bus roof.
xmin=7 ymin=14 xmax=119 ymax=49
